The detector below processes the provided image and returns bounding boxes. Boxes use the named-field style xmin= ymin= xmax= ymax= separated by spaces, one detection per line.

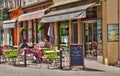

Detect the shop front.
xmin=3 ymin=19 xmax=16 ymax=46
xmin=83 ymin=20 xmax=97 ymax=59
xmin=2 ymin=8 xmax=22 ymax=46
xmin=40 ymin=2 xmax=100 ymax=60
xmin=18 ymin=9 xmax=49 ymax=44
xmin=17 ymin=1 xmax=52 ymax=44
xmin=82 ymin=6 xmax=102 ymax=60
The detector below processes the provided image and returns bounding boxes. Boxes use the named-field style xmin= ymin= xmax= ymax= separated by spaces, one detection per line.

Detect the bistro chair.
xmin=4 ymin=49 xmax=18 ymax=65
xmin=48 ymin=51 xmax=60 ymax=69
xmin=43 ymin=48 xmax=52 ymax=59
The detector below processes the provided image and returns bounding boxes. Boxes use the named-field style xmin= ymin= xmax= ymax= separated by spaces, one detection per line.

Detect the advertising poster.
xmin=97 ymin=18 xmax=102 ymax=43
xmin=108 ymin=24 xmax=119 ymax=42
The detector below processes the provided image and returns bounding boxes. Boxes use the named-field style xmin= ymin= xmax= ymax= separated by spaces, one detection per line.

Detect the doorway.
xmin=83 ymin=20 xmax=97 ymax=59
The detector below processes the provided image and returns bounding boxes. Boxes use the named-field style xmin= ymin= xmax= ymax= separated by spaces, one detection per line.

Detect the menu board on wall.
xmin=97 ymin=18 xmax=102 ymax=43
xmin=70 ymin=44 xmax=84 ymax=67
xmin=108 ymin=24 xmax=119 ymax=42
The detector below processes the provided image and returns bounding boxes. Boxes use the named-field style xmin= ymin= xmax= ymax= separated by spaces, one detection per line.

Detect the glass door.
xmin=83 ymin=21 xmax=97 ymax=59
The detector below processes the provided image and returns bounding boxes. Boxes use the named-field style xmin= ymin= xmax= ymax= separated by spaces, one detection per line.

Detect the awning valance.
xmin=18 ymin=9 xmax=46 ymax=21
xmin=3 ymin=19 xmax=17 ymax=28
xmin=40 ymin=3 xmax=96 ymax=23
xmin=40 ymin=11 xmax=86 ymax=23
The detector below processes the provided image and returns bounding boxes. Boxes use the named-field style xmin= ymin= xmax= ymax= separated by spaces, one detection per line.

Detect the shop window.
xmin=28 ymin=20 xmax=32 ymax=43
xmin=59 ymin=23 xmax=69 ymax=44
xmin=10 ymin=28 xmax=13 ymax=46
xmin=59 ymin=22 xmax=69 ymax=55
xmin=15 ymin=0 xmax=20 ymax=8
xmin=72 ymin=22 xmax=78 ymax=44
xmin=23 ymin=21 xmax=27 ymax=40
xmin=21 ymin=0 xmax=25 ymax=7
xmin=33 ymin=20 xmax=37 ymax=44
xmin=11 ymin=0 xmax=16 ymax=9
xmin=7 ymin=0 xmax=12 ymax=9
xmin=0 ymin=29 xmax=4 ymax=46
xmin=5 ymin=29 xmax=13 ymax=46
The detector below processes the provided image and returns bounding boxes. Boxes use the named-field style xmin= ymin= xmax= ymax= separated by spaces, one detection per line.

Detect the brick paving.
xmin=0 ymin=59 xmax=120 ymax=76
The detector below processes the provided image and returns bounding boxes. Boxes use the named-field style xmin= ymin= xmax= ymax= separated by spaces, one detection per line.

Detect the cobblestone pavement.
xmin=0 ymin=59 xmax=120 ymax=76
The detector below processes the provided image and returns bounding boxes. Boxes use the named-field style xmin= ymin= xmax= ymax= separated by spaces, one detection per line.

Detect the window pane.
xmin=73 ymin=22 xmax=78 ymax=43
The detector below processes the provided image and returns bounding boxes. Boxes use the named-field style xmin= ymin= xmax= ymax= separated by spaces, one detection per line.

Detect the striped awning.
xmin=40 ymin=3 xmax=96 ymax=23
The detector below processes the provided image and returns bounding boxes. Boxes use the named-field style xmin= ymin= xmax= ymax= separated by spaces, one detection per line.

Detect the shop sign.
xmin=1 ymin=9 xmax=10 ymax=20
xmin=108 ymin=24 xmax=119 ymax=42
xmin=70 ymin=44 xmax=84 ymax=69
xmin=10 ymin=8 xmax=22 ymax=19
xmin=86 ymin=10 xmax=97 ymax=18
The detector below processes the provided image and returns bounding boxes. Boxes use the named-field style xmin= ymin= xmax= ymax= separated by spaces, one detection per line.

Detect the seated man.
xmin=29 ymin=37 xmax=52 ymax=60
xmin=43 ymin=37 xmax=52 ymax=49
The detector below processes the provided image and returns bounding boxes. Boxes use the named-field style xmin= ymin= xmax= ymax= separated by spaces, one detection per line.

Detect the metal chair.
xmin=48 ymin=51 xmax=60 ymax=69
xmin=43 ymin=48 xmax=52 ymax=62
xmin=4 ymin=49 xmax=18 ymax=65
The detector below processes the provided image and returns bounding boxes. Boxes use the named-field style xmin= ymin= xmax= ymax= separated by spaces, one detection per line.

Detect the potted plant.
xmin=37 ymin=25 xmax=44 ymax=31
xmin=20 ymin=27 xmax=25 ymax=32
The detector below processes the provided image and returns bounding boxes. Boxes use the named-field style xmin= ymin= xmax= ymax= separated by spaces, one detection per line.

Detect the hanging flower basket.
xmin=38 ymin=25 xmax=44 ymax=31
xmin=20 ymin=27 xmax=25 ymax=32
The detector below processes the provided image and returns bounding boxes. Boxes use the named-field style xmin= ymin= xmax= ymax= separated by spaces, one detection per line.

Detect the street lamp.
xmin=19 ymin=27 xmax=27 ymax=67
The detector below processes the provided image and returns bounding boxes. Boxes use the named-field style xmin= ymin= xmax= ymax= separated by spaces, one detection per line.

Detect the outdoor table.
xmin=44 ymin=50 xmax=60 ymax=69
xmin=3 ymin=49 xmax=12 ymax=53
xmin=44 ymin=50 xmax=60 ymax=53
xmin=40 ymin=48 xmax=52 ymax=50
xmin=43 ymin=50 xmax=60 ymax=58
xmin=13 ymin=45 xmax=18 ymax=49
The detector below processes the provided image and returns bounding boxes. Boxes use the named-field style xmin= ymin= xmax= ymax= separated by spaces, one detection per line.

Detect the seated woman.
xmin=28 ymin=44 xmax=43 ymax=61
xmin=29 ymin=37 xmax=52 ymax=60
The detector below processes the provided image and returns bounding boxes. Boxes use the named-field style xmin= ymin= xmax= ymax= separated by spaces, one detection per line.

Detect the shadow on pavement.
xmin=69 ymin=67 xmax=105 ymax=72
xmin=83 ymin=67 xmax=105 ymax=72
xmin=12 ymin=64 xmax=27 ymax=67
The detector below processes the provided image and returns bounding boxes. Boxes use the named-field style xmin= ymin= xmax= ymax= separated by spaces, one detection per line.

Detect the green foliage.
xmin=20 ymin=27 xmax=25 ymax=32
xmin=38 ymin=25 xmax=44 ymax=31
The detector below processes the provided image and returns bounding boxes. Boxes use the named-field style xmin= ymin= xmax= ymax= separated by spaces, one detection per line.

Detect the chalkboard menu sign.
xmin=70 ymin=44 xmax=84 ymax=67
